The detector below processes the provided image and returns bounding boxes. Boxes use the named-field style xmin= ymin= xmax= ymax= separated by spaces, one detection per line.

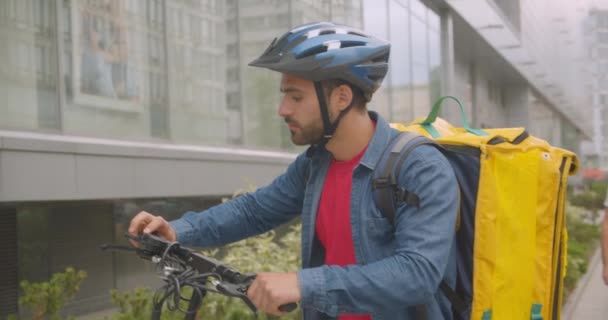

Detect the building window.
xmin=597 ymin=14 xmax=608 ymax=29
xmin=227 ymin=43 xmax=238 ymax=58
xmin=598 ymin=47 xmax=608 ymax=59
xmin=487 ymin=80 xmax=503 ymax=105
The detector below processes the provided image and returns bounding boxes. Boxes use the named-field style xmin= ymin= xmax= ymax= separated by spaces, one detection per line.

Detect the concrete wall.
xmin=504 ymin=84 xmax=530 ymax=128
xmin=0 ymin=131 xmax=295 ymax=202
xmin=448 ymin=54 xmax=516 ymax=130
xmin=529 ymin=94 xmax=562 ymax=145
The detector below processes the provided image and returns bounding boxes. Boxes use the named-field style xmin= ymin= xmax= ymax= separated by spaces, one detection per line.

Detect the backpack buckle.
xmin=372 ymin=175 xmax=396 ymax=189
xmin=395 ymin=187 xmax=421 ymax=208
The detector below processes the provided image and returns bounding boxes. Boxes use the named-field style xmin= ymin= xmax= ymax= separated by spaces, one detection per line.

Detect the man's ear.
xmin=332 ymin=84 xmax=354 ymax=112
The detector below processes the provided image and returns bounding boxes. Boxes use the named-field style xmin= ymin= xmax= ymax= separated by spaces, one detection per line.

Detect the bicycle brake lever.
xmin=229 ymin=274 xmax=298 ymax=314
xmin=100 ymin=241 xmax=159 ymax=261
xmin=211 ymin=279 xmax=258 ymax=314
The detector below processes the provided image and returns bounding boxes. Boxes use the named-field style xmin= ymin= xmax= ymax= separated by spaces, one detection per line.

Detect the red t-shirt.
xmin=315 ymin=146 xmax=371 ymax=320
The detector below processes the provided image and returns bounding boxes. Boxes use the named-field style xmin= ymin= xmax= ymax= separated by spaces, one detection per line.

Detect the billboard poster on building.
xmin=70 ymin=0 xmax=141 ymax=111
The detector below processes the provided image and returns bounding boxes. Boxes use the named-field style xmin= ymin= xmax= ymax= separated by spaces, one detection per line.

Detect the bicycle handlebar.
xmin=101 ymin=233 xmax=297 ymax=319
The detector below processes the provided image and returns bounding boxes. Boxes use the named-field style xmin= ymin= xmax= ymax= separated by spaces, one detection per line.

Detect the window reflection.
xmin=362 ymin=0 xmax=390 ymax=117
xmin=364 ymin=0 xmax=441 ymax=122
xmin=410 ymin=0 xmax=427 ymax=22
xmin=388 ymin=0 xmax=412 ymax=122
xmin=0 ymin=0 xmax=60 ymax=131
xmin=77 ymin=1 xmax=140 ymax=103
xmin=63 ymin=0 xmax=168 ymax=138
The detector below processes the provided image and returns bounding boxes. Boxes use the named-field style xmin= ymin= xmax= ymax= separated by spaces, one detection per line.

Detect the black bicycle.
xmin=101 ymin=233 xmax=297 ymax=319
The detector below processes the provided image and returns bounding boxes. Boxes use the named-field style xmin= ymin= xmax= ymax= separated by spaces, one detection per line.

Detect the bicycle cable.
xmin=151 ymin=242 xmax=224 ymax=316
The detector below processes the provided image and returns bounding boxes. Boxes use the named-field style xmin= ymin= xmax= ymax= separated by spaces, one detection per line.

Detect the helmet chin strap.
xmin=311 ymin=81 xmax=354 ymax=151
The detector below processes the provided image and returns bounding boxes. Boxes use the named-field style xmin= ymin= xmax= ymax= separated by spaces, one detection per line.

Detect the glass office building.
xmin=0 ymin=0 xmax=589 ymax=317
xmin=583 ymin=6 xmax=608 ymax=169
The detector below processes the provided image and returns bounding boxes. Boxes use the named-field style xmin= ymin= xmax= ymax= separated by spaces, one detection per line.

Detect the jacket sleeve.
xmin=170 ymin=153 xmax=309 ymax=248
xmin=297 ymin=145 xmax=459 ymax=315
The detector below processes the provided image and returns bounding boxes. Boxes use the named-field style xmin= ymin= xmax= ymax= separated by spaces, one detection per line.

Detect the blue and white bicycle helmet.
xmin=249 ymin=22 xmax=390 ymax=144
xmin=249 ymin=22 xmax=389 ymax=101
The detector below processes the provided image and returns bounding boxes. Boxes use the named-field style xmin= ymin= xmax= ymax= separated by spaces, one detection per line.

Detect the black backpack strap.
xmin=411 ymin=280 xmax=469 ymax=320
xmin=440 ymin=280 xmax=470 ymax=320
xmin=372 ymin=132 xmax=450 ymax=320
xmin=410 ymin=304 xmax=428 ymax=320
xmin=372 ymin=132 xmax=437 ymax=225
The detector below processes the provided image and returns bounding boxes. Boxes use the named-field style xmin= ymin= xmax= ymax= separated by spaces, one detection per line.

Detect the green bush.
xmin=588 ymin=181 xmax=608 ymax=197
xmin=108 ymin=287 xmax=185 ymax=320
xmin=199 ymin=224 xmax=302 ymax=320
xmin=7 ymin=267 xmax=87 ymax=320
xmin=563 ymin=203 xmax=601 ymax=299
xmin=569 ymin=191 xmax=604 ymax=213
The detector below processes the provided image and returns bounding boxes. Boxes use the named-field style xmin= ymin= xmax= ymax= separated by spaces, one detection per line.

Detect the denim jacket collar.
xmin=306 ymin=111 xmax=396 ymax=170
xmin=359 ymin=111 xmax=395 ymax=170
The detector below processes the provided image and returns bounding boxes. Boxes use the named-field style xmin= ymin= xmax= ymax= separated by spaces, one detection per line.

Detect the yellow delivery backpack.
xmin=372 ymin=96 xmax=578 ymax=320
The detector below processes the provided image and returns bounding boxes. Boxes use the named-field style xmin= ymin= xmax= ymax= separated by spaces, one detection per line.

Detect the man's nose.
xmin=278 ymin=98 xmax=291 ymax=117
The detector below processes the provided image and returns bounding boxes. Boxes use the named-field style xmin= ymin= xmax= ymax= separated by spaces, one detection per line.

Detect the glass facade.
xmin=586 ymin=9 xmax=608 ymax=168
xmin=363 ymin=0 xmax=441 ymax=123
xmin=0 ymin=0 xmax=440 ymax=149
xmin=59 ymin=0 xmax=228 ymax=144
xmin=0 ymin=0 xmax=61 ymax=131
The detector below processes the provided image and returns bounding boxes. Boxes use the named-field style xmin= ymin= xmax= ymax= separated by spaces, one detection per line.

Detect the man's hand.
xmin=247 ymin=272 xmax=301 ymax=316
xmin=128 ymin=211 xmax=176 ymax=247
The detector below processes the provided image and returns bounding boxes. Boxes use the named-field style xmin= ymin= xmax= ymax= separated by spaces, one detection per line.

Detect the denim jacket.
xmin=170 ymin=111 xmax=459 ymax=320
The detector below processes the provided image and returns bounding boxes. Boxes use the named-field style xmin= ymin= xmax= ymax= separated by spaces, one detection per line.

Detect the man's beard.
xmin=285 ymin=117 xmax=324 ymax=145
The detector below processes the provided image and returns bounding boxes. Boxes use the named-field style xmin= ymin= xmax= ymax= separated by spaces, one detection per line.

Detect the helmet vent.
xmin=340 ymin=40 xmax=366 ymax=48
xmin=347 ymin=31 xmax=366 ymax=37
xmin=297 ymin=45 xmax=329 ymax=58
xmin=320 ymin=29 xmax=336 ymax=35
xmin=371 ymin=52 xmax=390 ymax=63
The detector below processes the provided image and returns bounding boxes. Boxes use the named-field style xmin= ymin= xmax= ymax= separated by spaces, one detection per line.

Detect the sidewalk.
xmin=561 ymin=248 xmax=608 ymax=320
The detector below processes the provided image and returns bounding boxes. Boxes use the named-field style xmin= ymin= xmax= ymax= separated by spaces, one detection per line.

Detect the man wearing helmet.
xmin=129 ymin=22 xmax=459 ymax=320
